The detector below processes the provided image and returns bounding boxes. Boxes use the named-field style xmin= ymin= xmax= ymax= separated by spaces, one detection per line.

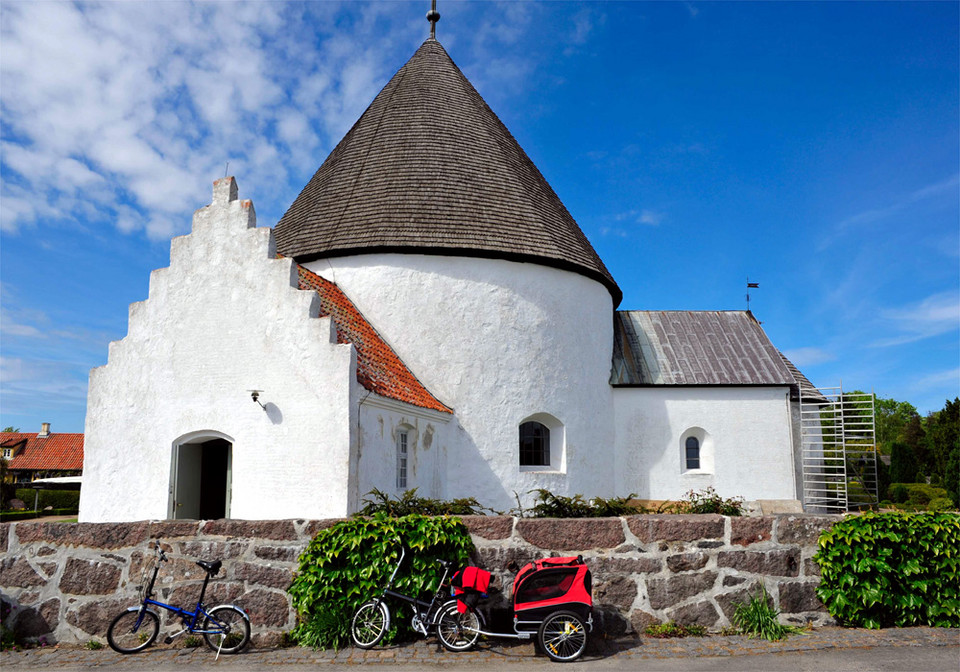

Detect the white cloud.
xmin=834 ymin=174 xmax=960 ymax=231
xmin=911 ymin=367 xmax=960 ymax=392
xmin=0 ymin=0 xmax=407 ymax=238
xmin=873 ymin=291 xmax=960 ymax=347
xmin=639 ymin=210 xmax=663 ymax=226
xmin=781 ymin=347 xmax=836 ymax=367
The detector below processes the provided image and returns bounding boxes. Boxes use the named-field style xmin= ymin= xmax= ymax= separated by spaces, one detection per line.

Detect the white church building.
xmin=80 ymin=33 xmax=822 ymax=523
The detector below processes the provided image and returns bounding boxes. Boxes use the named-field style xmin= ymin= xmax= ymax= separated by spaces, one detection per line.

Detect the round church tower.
xmin=275 ymin=36 xmax=620 ymax=509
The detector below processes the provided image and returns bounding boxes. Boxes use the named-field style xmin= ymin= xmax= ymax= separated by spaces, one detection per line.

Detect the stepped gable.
xmin=276 ymin=38 xmax=621 ymax=306
xmin=297 ymin=265 xmax=451 ymax=414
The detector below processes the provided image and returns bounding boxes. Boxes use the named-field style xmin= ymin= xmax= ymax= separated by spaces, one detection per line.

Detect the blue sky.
xmin=1 ymin=1 xmax=957 ymax=434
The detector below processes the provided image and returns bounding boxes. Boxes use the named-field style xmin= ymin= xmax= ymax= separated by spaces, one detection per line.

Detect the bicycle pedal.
xmin=163 ymin=636 xmax=174 ymax=645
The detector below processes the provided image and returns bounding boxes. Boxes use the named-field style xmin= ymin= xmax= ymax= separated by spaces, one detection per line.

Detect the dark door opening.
xmin=172 ymin=437 xmax=231 ymax=519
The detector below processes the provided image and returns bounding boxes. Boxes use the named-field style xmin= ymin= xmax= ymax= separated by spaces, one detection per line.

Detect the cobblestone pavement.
xmin=2 ymin=627 xmax=957 ymax=671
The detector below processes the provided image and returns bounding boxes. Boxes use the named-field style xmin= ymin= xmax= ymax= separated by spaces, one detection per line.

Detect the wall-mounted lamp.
xmin=248 ymin=390 xmax=266 ymax=411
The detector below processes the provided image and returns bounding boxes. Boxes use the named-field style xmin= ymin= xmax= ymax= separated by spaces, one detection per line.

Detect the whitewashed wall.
xmin=81 ymin=179 xmax=359 ymax=523
xmin=355 ymin=394 xmax=453 ymax=505
xmin=307 ymin=254 xmax=616 ymax=512
xmin=613 ymin=387 xmax=798 ymax=502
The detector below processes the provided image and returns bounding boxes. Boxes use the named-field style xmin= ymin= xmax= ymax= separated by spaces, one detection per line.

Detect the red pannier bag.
xmin=451 ymin=566 xmax=491 ymax=613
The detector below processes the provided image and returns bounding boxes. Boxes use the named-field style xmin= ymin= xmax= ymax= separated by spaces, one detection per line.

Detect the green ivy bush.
xmin=815 ymin=512 xmax=960 ymax=628
xmin=288 ymin=514 xmax=474 ymax=649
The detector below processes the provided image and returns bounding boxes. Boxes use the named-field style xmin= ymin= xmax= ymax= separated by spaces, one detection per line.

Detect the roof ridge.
xmin=296 ymin=264 xmax=452 ymax=413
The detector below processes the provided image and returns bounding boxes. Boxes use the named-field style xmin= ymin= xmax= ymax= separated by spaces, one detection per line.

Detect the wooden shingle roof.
xmin=297 ymin=265 xmax=451 ymax=413
xmin=612 ymin=311 xmax=800 ymax=388
xmin=1 ymin=432 xmax=84 ymax=471
xmin=276 ymin=38 xmax=621 ymax=306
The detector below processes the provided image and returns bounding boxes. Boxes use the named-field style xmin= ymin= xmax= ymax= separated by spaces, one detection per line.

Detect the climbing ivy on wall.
xmin=287 ymin=514 xmax=474 ymax=649
xmin=814 ymin=512 xmax=960 ymax=628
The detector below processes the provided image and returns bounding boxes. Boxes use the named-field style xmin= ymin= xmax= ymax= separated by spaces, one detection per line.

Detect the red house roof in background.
xmin=297 ymin=265 xmax=452 ymax=414
xmin=1 ymin=432 xmax=84 ymax=471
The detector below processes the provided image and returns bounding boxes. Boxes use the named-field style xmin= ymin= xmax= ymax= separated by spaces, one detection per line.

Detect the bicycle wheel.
xmin=107 ymin=608 xmax=160 ymax=654
xmin=202 ymin=605 xmax=251 ymax=654
xmin=350 ymin=599 xmax=390 ymax=649
xmin=537 ymin=610 xmax=588 ymax=662
xmin=436 ymin=599 xmax=482 ymax=652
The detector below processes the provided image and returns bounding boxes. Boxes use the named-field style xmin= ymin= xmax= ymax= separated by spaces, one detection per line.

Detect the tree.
xmin=2 ymin=427 xmax=19 ymax=433
xmin=901 ymin=415 xmax=928 ymax=472
xmin=924 ymin=398 xmax=960 ymax=494
xmin=874 ymin=396 xmax=920 ymax=449
xmin=889 ymin=441 xmax=918 ymax=484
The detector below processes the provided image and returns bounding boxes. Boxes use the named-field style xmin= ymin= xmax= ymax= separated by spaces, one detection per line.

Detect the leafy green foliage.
xmin=733 ymin=584 xmax=803 ymax=641
xmin=14 ymin=488 xmax=80 ymax=511
xmin=925 ymin=399 xmax=959 ymax=505
xmin=643 ymin=622 xmax=707 ymax=638
xmin=287 ymin=514 xmax=474 ymax=650
xmin=885 ymin=483 xmax=954 ymax=511
xmin=83 ymin=640 xmax=104 ymax=650
xmin=889 ymin=441 xmax=919 ymax=484
xmin=814 ymin=512 xmax=960 ymax=628
xmin=523 ymin=489 xmax=646 ymax=517
xmin=665 ymin=488 xmax=745 ymax=516
xmin=355 ymin=488 xmax=495 ymax=517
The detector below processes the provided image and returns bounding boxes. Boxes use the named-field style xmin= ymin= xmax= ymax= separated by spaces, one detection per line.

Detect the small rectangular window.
xmin=519 ymin=422 xmax=550 ymax=467
xmin=396 ymin=432 xmax=408 ymax=489
xmin=685 ymin=437 xmax=700 ymax=470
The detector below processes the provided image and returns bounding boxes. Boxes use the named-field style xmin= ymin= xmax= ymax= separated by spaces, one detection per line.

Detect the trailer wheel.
xmin=537 ymin=610 xmax=587 ymax=662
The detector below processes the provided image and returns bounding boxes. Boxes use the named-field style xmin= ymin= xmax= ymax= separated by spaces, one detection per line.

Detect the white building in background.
xmin=80 ymin=33 xmax=819 ymax=523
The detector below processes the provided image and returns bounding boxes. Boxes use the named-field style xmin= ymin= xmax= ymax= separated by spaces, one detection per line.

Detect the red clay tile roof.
xmin=2 ymin=432 xmax=84 ymax=471
xmin=297 ymin=264 xmax=452 ymax=414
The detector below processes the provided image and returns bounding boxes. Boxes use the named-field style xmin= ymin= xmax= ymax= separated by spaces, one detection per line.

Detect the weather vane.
xmin=427 ymin=0 xmax=440 ymax=39
xmin=746 ymin=278 xmax=759 ymax=312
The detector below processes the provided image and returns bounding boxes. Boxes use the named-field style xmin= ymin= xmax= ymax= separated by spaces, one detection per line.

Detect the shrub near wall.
xmin=815 ymin=512 xmax=960 ymax=628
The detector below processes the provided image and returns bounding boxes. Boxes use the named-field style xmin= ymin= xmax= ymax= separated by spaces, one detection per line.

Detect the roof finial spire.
xmin=427 ymin=0 xmax=440 ymax=39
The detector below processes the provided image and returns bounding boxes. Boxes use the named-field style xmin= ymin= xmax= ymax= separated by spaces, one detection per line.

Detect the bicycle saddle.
xmin=196 ymin=559 xmax=222 ymax=575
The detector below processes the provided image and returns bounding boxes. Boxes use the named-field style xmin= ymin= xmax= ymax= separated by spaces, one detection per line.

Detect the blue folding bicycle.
xmin=106 ymin=540 xmax=250 ymax=656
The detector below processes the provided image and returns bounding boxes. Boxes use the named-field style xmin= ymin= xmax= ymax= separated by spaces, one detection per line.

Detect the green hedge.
xmin=14 ymin=488 xmax=80 ymax=511
xmin=815 ymin=512 xmax=960 ymax=628
xmin=288 ymin=514 xmax=473 ymax=649
xmin=0 ymin=508 xmax=79 ymax=521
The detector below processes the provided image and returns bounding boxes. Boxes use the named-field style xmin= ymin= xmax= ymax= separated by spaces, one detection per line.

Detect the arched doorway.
xmin=169 ymin=433 xmax=232 ymax=519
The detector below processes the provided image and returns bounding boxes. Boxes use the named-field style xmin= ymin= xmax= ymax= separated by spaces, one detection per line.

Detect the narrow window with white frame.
xmin=396 ymin=430 xmax=408 ymax=490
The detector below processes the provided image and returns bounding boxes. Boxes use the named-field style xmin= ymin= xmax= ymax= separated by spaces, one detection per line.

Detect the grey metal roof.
xmin=612 ymin=311 xmax=799 ymax=387
xmin=778 ymin=351 xmax=828 ymax=402
xmin=275 ymin=38 xmax=621 ymax=306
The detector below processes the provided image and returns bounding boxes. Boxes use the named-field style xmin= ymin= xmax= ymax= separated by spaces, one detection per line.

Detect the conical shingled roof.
xmin=275 ymin=38 xmax=621 ymax=306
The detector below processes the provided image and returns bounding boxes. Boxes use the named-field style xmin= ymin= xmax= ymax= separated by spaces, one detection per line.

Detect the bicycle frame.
xmin=132 ymin=546 xmax=231 ymax=638
xmin=372 ymin=546 xmax=453 ymax=634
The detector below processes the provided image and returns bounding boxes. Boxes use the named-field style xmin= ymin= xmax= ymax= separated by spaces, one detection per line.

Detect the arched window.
xmin=685 ymin=436 xmax=701 ymax=470
xmin=396 ymin=430 xmax=409 ymax=489
xmin=519 ymin=421 xmax=550 ymax=467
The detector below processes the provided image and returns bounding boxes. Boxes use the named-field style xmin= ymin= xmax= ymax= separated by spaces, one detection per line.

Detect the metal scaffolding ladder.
xmin=799 ymin=385 xmax=878 ymax=513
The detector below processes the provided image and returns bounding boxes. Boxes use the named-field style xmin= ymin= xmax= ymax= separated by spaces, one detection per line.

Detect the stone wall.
xmin=0 ymin=514 xmax=839 ymax=646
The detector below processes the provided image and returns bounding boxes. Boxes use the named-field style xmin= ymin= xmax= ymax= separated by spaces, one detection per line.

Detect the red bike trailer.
xmin=451 ymin=556 xmax=593 ymax=662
